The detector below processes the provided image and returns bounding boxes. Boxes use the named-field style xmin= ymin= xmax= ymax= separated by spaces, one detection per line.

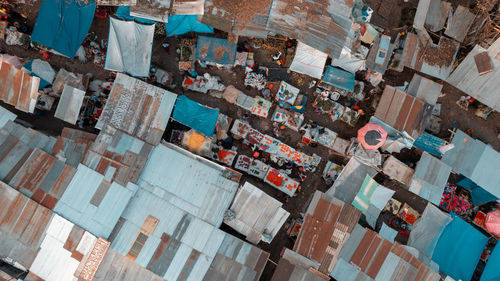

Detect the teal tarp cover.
xmin=172 ymin=95 xmax=219 ymax=136
xmin=322 ymin=66 xmax=355 ymax=92
xmin=458 ymin=177 xmax=498 ymax=206
xmin=432 ymin=214 xmax=488 ymax=281
xmin=413 ymin=132 xmax=446 ymax=157
xmin=165 ymin=15 xmax=213 ymax=37
xmin=481 ymin=242 xmax=500 ymax=281
xmin=31 ymin=0 xmax=96 ymax=58
xmin=195 ymin=36 xmax=237 ymax=65
xmin=115 ymin=7 xmax=156 ymax=24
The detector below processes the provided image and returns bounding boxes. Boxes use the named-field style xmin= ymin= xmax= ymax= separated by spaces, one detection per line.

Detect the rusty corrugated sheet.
xmin=79 ymin=238 xmax=110 ymax=281
xmin=0 ymin=60 xmax=40 ymax=113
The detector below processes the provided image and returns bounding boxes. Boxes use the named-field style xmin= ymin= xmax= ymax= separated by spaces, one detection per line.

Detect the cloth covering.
xmin=172 ymin=95 xmax=219 ymax=136
xmin=105 ymin=17 xmax=155 ymax=77
xmin=31 ymin=0 xmax=96 ymax=58
xmin=289 ymin=41 xmax=328 ymax=79
xmin=165 ymin=15 xmax=213 ymax=37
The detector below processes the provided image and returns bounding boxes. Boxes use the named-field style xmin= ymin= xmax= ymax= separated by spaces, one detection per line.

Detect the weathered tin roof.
xmin=96 ymin=73 xmax=177 ymax=146
xmin=293 ymin=191 xmax=361 ymax=275
xmin=138 ymin=143 xmax=239 ymax=227
xmin=52 ymin=127 xmax=96 ymax=168
xmin=271 ymin=248 xmax=328 ymax=281
xmin=0 ymin=104 xmax=16 ymax=128
xmin=83 ymin=125 xmax=154 ymax=186
xmin=0 ymin=58 xmax=40 ymax=113
xmin=53 ymin=164 xmax=138 ymax=239
xmin=54 ymin=85 xmax=86 ymax=125
xmin=225 ymin=181 xmax=290 ymax=244
xmin=410 ymin=152 xmax=451 ymax=205
xmin=447 ymin=37 xmax=500 ymax=112
xmin=407 ymin=74 xmax=443 ymax=106
xmin=96 ymin=0 xmax=136 ymax=5
xmin=365 ymin=34 xmax=396 ymax=75
xmin=266 ymin=0 xmax=353 ymax=59
xmin=444 ymin=5 xmax=475 ymax=42
xmin=1 ymin=120 xmax=56 ymax=154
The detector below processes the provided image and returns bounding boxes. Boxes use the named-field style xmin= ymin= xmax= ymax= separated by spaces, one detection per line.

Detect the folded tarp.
xmin=172 ymin=95 xmax=219 ymax=136
xmin=289 ymin=42 xmax=328 ymax=79
xmin=432 ymin=214 xmax=488 ymax=281
xmin=321 ymin=66 xmax=355 ymax=92
xmin=165 ymin=15 xmax=213 ymax=37
xmin=105 ymin=17 xmax=155 ymax=77
xmin=31 ymin=0 xmax=96 ymax=58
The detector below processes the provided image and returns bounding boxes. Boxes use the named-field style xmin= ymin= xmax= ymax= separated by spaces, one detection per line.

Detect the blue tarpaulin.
xmin=31 ymin=0 xmax=96 ymax=58
xmin=195 ymin=36 xmax=237 ymax=65
xmin=432 ymin=214 xmax=488 ymax=281
xmin=172 ymin=95 xmax=219 ymax=136
xmin=481 ymin=242 xmax=500 ymax=281
xmin=115 ymin=7 xmax=156 ymax=24
xmin=413 ymin=132 xmax=446 ymax=157
xmin=165 ymin=15 xmax=213 ymax=37
xmin=458 ymin=177 xmax=498 ymax=206
xmin=321 ymin=66 xmax=355 ymax=92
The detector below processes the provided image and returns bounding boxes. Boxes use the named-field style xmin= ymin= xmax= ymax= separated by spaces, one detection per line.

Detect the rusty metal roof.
xmin=96 ymin=0 xmax=136 ymax=5
xmin=0 ymin=58 xmax=40 ymax=113
xmin=52 ymin=127 xmax=96 ymax=168
xmin=293 ymin=191 xmax=361 ymax=275
xmin=96 ymin=73 xmax=177 ymax=146
xmin=266 ymin=0 xmax=353 ymax=59
xmin=271 ymin=248 xmax=328 ymax=281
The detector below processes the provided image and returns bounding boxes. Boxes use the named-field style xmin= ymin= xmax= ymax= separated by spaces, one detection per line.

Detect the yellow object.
xmin=187 ymin=132 xmax=205 ymax=151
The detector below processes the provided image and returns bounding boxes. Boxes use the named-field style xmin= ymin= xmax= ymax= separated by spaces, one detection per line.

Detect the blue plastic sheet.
xmin=195 ymin=36 xmax=237 ymax=65
xmin=432 ymin=214 xmax=488 ymax=281
xmin=23 ymin=60 xmax=50 ymax=89
xmin=413 ymin=132 xmax=446 ymax=157
xmin=321 ymin=66 xmax=355 ymax=92
xmin=481 ymin=242 xmax=500 ymax=281
xmin=458 ymin=177 xmax=498 ymax=206
xmin=115 ymin=7 xmax=156 ymax=24
xmin=165 ymin=15 xmax=213 ymax=37
xmin=31 ymin=0 xmax=96 ymax=58
xmin=172 ymin=95 xmax=219 ymax=136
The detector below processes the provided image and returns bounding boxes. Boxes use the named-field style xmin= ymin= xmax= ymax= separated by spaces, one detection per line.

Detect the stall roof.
xmin=138 ymin=142 xmax=239 ymax=227
xmin=225 ymin=182 xmax=289 ymax=244
xmin=382 ymin=156 xmax=414 ymax=187
xmin=266 ymin=0 xmax=353 ymax=59
xmin=444 ymin=5 xmax=475 ymax=42
xmin=407 ymin=74 xmax=443 ymax=106
xmin=447 ymin=37 xmax=500 ymax=112
xmin=410 ymin=152 xmax=451 ymax=205
xmin=105 ymin=17 xmax=155 ymax=77
xmin=54 ymin=85 xmax=85 ymax=125
xmin=0 ymin=104 xmax=16 ymax=128
xmin=413 ymin=132 xmax=447 ymax=157
xmin=51 ymin=127 xmax=96 ymax=168
xmin=195 ymin=36 xmax=237 ymax=65
xmin=0 ymin=59 xmax=40 ymax=113
xmin=30 ymin=0 xmax=96 ymax=58
xmin=365 ymin=34 xmax=396 ymax=74
xmin=294 ymin=191 xmax=361 ymax=275
xmin=432 ymin=214 xmax=488 ymax=281
xmin=53 ymin=164 xmax=138 ymax=239
xmin=129 ymin=0 xmax=170 ymax=22
xmin=321 ymin=66 xmax=355 ymax=92
xmin=402 ymin=32 xmax=459 ymax=80
xmin=165 ymin=15 xmax=214 ymax=37
xmin=172 ymin=95 xmax=219 ymax=136
xmin=442 ymin=129 xmax=500 ymax=199
xmin=1 ymin=120 xmax=56 ymax=154
xmin=289 ymin=42 xmax=328 ymax=79
xmin=96 ymin=73 xmax=177 ymax=146
xmin=271 ymin=249 xmax=327 ymax=281
xmin=374 ymin=85 xmax=429 ymax=138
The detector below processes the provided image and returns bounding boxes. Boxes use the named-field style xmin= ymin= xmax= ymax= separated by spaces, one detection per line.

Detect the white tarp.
xmin=289 ymin=42 xmax=328 ymax=79
xmin=105 ymin=17 xmax=155 ymax=77
xmin=331 ymin=47 xmax=366 ymax=74
xmin=54 ymin=85 xmax=85 ymax=124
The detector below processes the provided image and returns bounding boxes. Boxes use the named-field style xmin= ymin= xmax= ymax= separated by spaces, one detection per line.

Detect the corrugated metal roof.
xmin=409 ymin=152 xmax=451 ymax=205
xmin=138 ymin=143 xmax=239 ymax=227
xmin=442 ymin=129 xmax=500 ymax=198
xmin=0 ymin=104 xmax=16 ymax=128
xmin=446 ymin=38 xmax=500 ymax=112
xmin=444 ymin=5 xmax=475 ymax=42
xmin=96 ymin=0 xmax=136 ymax=5
xmin=374 ymin=85 xmax=429 ymax=138
xmin=83 ymin=125 xmax=154 ymax=186
xmin=266 ymin=0 xmax=353 ymax=59
xmin=2 ymin=120 xmax=56 ymax=154
xmin=271 ymin=249 xmax=327 ymax=281
xmin=366 ymin=34 xmax=396 ymax=75
xmin=8 ymin=148 xmax=76 ymax=210
xmin=325 ymin=158 xmax=377 ymax=203
xmin=0 ymin=181 xmax=52 ymax=270
xmin=407 ymin=74 xmax=443 ymax=106
xmin=54 ymin=85 xmax=86 ymax=125
xmin=52 ymin=127 xmax=96 ymax=168
xmin=401 ymin=32 xmax=459 ymax=80
xmin=96 ymin=73 xmax=177 ymax=146
xmin=54 ymin=163 xmax=138 ymax=239
xmin=0 ymin=59 xmax=40 ymax=113
xmin=225 ymin=182 xmax=289 ymax=244
xmin=130 ymin=0 xmax=171 ymax=22
xmin=382 ymin=156 xmax=414 ymax=187
xmin=293 ymin=191 xmax=361 ymax=275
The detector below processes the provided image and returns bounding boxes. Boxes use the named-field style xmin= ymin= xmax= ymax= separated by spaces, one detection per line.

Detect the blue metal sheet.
xmin=54 ymin=164 xmax=138 ymax=239
xmin=413 ymin=132 xmax=446 ymax=157
xmin=410 ymin=152 xmax=451 ymax=205
xmin=321 ymin=66 xmax=355 ymax=92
